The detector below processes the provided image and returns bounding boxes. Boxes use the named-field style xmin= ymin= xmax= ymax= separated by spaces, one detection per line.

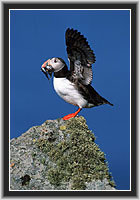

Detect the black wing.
xmin=76 ymin=82 xmax=113 ymax=107
xmin=65 ymin=28 xmax=96 ymax=85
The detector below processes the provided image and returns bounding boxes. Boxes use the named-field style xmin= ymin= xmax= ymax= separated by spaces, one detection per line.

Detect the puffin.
xmin=41 ymin=28 xmax=113 ymax=120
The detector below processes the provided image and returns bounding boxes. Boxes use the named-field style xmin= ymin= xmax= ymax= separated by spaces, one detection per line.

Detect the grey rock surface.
xmin=10 ymin=116 xmax=116 ymax=190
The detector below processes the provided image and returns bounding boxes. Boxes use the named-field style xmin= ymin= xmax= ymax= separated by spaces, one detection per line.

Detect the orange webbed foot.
xmin=63 ymin=113 xmax=77 ymax=120
xmin=63 ymin=108 xmax=82 ymax=120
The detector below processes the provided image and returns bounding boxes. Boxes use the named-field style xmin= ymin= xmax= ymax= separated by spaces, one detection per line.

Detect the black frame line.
xmin=3 ymin=2 xmax=137 ymax=197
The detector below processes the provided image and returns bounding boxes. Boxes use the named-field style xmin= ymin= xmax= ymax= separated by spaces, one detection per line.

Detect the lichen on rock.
xmin=10 ymin=116 xmax=116 ymax=190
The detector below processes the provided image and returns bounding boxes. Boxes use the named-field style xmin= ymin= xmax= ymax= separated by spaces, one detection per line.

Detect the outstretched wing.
xmin=65 ymin=28 xmax=96 ymax=85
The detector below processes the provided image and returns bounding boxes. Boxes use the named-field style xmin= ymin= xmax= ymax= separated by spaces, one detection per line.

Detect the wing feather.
xmin=65 ymin=28 xmax=96 ymax=85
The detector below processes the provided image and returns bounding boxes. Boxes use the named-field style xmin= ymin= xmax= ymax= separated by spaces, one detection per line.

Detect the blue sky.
xmin=10 ymin=10 xmax=130 ymax=190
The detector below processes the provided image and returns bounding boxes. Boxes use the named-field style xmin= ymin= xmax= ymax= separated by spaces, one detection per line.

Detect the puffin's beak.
xmin=41 ymin=59 xmax=53 ymax=80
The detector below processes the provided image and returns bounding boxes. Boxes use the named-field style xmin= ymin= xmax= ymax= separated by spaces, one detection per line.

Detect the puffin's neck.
xmin=54 ymin=64 xmax=69 ymax=78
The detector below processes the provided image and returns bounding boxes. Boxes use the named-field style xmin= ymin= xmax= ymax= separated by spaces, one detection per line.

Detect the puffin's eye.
xmin=54 ymin=59 xmax=57 ymax=63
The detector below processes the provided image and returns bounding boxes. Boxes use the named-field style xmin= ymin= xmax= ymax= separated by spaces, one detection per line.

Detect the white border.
xmin=129 ymin=8 xmax=131 ymax=193
xmin=9 ymin=8 xmax=131 ymax=192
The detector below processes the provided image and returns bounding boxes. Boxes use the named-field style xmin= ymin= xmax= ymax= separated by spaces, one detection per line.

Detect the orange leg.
xmin=63 ymin=108 xmax=82 ymax=120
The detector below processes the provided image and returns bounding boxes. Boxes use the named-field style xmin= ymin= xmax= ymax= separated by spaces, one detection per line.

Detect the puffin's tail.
xmin=85 ymin=84 xmax=114 ymax=107
xmin=102 ymin=97 xmax=114 ymax=106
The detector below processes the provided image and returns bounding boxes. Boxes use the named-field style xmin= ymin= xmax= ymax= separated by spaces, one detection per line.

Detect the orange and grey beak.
xmin=41 ymin=59 xmax=53 ymax=80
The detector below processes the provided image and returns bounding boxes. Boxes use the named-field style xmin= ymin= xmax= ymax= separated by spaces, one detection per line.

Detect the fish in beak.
xmin=41 ymin=59 xmax=53 ymax=80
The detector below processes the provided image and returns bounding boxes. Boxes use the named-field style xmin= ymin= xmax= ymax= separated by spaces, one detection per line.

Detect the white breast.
xmin=53 ymin=77 xmax=88 ymax=108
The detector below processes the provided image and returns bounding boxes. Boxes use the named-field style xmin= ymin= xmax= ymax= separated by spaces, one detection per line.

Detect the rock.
xmin=10 ymin=116 xmax=116 ymax=190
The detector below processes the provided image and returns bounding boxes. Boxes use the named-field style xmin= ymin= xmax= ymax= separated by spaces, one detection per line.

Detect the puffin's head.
xmin=41 ymin=57 xmax=65 ymax=80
